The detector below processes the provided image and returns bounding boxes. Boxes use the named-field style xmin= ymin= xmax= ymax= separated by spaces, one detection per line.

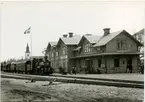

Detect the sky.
xmin=0 ymin=1 xmax=145 ymax=61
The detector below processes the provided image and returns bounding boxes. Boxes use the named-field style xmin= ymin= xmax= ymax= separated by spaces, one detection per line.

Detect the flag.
xmin=24 ymin=27 xmax=31 ymax=34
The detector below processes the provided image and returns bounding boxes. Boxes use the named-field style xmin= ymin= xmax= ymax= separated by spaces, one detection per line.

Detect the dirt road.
xmin=1 ymin=78 xmax=144 ymax=102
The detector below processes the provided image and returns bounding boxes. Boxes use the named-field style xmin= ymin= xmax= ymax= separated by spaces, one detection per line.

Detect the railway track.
xmin=1 ymin=72 xmax=144 ymax=89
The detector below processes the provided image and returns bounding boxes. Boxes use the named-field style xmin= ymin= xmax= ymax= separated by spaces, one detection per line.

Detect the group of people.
xmin=140 ymin=63 xmax=144 ymax=74
xmin=58 ymin=66 xmax=77 ymax=75
xmin=126 ymin=63 xmax=144 ymax=74
xmin=126 ymin=64 xmax=133 ymax=73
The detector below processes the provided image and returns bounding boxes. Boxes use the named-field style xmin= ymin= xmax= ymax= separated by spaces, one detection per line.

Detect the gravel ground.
xmin=1 ymin=78 xmax=144 ymax=102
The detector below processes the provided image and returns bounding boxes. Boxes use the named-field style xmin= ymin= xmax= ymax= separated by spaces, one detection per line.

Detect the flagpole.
xmin=30 ymin=27 xmax=33 ymax=71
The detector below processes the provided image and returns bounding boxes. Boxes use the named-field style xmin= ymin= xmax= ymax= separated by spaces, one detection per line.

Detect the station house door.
xmin=85 ymin=59 xmax=93 ymax=74
xmin=127 ymin=56 xmax=132 ymax=65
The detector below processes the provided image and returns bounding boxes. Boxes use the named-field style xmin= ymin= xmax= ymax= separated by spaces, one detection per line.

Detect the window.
xmin=88 ymin=44 xmax=91 ymax=52
xmin=117 ymin=39 xmax=127 ymax=50
xmin=84 ymin=45 xmax=86 ymax=52
xmin=122 ymin=40 xmax=127 ymax=50
xmin=62 ymin=47 xmax=67 ymax=55
xmin=84 ymin=44 xmax=91 ymax=53
xmin=51 ymin=52 xmax=54 ymax=57
xmin=114 ymin=58 xmax=119 ymax=67
xmin=117 ymin=39 xmax=121 ymax=50
xmin=98 ymin=59 xmax=101 ymax=67
xmin=56 ymin=52 xmax=58 ymax=57
xmin=97 ymin=47 xmax=101 ymax=51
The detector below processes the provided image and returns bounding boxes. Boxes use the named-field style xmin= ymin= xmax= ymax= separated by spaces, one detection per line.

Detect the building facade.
xmin=45 ymin=33 xmax=82 ymax=73
xmin=45 ymin=29 xmax=143 ymax=73
xmin=45 ymin=42 xmax=58 ymax=71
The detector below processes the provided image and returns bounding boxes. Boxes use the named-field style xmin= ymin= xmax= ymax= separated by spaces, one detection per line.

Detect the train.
xmin=1 ymin=58 xmax=54 ymax=75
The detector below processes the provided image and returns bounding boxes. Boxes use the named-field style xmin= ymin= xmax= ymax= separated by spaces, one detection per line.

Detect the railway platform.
xmin=1 ymin=72 xmax=144 ymax=89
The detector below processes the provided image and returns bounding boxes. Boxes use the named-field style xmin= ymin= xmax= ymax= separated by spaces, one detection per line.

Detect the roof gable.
xmin=78 ymin=35 xmax=101 ymax=45
xmin=93 ymin=30 xmax=124 ymax=47
xmin=46 ymin=42 xmax=57 ymax=51
xmin=93 ymin=30 xmax=143 ymax=47
xmin=57 ymin=38 xmax=65 ymax=47
xmin=123 ymin=30 xmax=143 ymax=46
xmin=84 ymin=35 xmax=101 ymax=44
xmin=49 ymin=42 xmax=57 ymax=46
xmin=57 ymin=35 xmax=82 ymax=46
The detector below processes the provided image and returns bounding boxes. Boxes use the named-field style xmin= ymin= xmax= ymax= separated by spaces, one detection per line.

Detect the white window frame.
xmin=62 ymin=47 xmax=67 ymax=55
xmin=51 ymin=52 xmax=54 ymax=57
xmin=56 ymin=51 xmax=58 ymax=57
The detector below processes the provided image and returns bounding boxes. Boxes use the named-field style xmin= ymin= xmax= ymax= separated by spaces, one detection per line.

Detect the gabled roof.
xmin=93 ymin=30 xmax=143 ymax=47
xmin=57 ymin=35 xmax=82 ymax=45
xmin=133 ymin=29 xmax=144 ymax=35
xmin=84 ymin=35 xmax=101 ymax=44
xmin=46 ymin=42 xmax=57 ymax=52
xmin=46 ymin=42 xmax=57 ymax=49
xmin=93 ymin=30 xmax=123 ymax=47
xmin=78 ymin=34 xmax=101 ymax=45
xmin=49 ymin=42 xmax=57 ymax=46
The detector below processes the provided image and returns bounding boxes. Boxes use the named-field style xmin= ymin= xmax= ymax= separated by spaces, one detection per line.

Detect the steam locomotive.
xmin=1 ymin=58 xmax=53 ymax=75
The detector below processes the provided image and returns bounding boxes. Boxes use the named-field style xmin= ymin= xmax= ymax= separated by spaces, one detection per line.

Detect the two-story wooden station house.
xmin=70 ymin=28 xmax=143 ymax=73
xmin=45 ymin=28 xmax=143 ymax=73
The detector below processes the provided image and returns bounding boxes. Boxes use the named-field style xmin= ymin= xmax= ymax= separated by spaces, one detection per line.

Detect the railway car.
xmin=25 ymin=60 xmax=32 ymax=74
xmin=16 ymin=60 xmax=32 ymax=74
xmin=10 ymin=62 xmax=16 ymax=73
xmin=15 ymin=61 xmax=25 ymax=73
xmin=1 ymin=62 xmax=6 ymax=72
xmin=5 ymin=63 xmax=11 ymax=72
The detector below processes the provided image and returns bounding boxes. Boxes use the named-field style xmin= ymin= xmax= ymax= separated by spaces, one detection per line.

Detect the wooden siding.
xmin=106 ymin=33 xmax=138 ymax=52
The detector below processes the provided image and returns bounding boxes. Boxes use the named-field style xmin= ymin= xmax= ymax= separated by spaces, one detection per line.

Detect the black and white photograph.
xmin=0 ymin=0 xmax=144 ymax=102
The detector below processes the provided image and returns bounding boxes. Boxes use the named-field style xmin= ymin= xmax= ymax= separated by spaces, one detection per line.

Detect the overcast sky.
xmin=1 ymin=1 xmax=145 ymax=61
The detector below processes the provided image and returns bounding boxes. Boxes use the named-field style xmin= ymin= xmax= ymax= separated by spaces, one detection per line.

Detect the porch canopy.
xmin=73 ymin=46 xmax=82 ymax=51
xmin=70 ymin=52 xmax=141 ymax=59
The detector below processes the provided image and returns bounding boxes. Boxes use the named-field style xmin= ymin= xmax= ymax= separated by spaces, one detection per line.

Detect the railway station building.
xmin=45 ymin=28 xmax=143 ymax=73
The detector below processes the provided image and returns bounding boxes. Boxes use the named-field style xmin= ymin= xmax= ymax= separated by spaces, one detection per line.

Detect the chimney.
xmin=103 ymin=28 xmax=110 ymax=36
xmin=68 ymin=32 xmax=73 ymax=37
xmin=85 ymin=34 xmax=92 ymax=36
xmin=63 ymin=34 xmax=68 ymax=38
